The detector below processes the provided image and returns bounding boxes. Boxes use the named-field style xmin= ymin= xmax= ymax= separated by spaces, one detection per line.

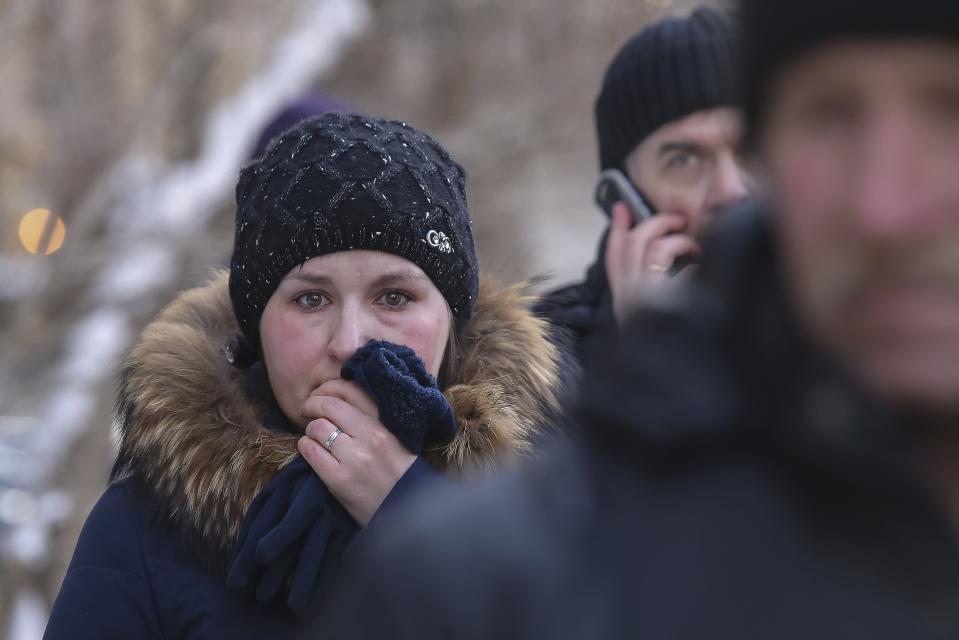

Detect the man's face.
xmin=627 ymin=107 xmax=754 ymax=238
xmin=764 ymin=41 xmax=959 ymax=417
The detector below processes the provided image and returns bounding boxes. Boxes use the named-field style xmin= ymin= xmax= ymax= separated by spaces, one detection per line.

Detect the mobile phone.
xmin=594 ymin=169 xmax=654 ymax=223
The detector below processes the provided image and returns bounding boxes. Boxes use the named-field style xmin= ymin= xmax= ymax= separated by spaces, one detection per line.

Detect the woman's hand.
xmin=298 ymin=380 xmax=416 ymax=527
xmin=306 ymin=379 xmax=379 ymax=419
xmin=605 ymin=202 xmax=700 ymax=326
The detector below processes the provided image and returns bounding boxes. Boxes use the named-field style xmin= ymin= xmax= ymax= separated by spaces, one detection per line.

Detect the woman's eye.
xmin=294 ymin=292 xmax=329 ymax=309
xmin=377 ymin=291 xmax=411 ymax=308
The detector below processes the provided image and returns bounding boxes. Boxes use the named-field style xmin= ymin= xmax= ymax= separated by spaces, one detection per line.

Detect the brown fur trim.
xmin=113 ymin=270 xmax=560 ymax=564
xmin=425 ymin=277 xmax=561 ymax=478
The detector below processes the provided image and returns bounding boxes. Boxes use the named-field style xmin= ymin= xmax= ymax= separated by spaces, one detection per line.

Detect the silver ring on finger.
xmin=322 ymin=427 xmax=342 ymax=452
xmin=647 ymin=264 xmax=668 ymax=273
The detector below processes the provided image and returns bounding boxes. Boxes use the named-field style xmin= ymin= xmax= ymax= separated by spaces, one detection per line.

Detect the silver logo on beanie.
xmin=426 ymin=229 xmax=453 ymax=254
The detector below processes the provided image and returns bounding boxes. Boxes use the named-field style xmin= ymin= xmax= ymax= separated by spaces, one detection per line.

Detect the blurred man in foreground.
xmin=538 ymin=6 xmax=753 ymax=369
xmin=319 ymin=1 xmax=959 ymax=637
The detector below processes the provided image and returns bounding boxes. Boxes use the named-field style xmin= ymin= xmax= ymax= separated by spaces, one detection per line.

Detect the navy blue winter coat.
xmin=45 ymin=271 xmax=561 ymax=639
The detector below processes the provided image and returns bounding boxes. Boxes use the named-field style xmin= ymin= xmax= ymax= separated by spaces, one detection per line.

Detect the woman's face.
xmin=260 ymin=251 xmax=452 ymax=429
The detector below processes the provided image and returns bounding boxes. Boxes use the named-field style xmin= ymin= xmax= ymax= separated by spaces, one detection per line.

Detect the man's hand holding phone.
xmin=594 ymin=169 xmax=701 ymax=325
xmin=605 ymin=203 xmax=700 ymax=325
xmin=596 ymin=165 xmax=700 ymax=326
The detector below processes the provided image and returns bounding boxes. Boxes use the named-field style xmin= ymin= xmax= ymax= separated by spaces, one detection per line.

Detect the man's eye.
xmin=795 ymin=92 xmax=862 ymax=134
xmin=926 ymin=87 xmax=959 ymax=130
xmin=294 ymin=292 xmax=328 ymax=309
xmin=668 ymin=152 xmax=699 ymax=169
xmin=377 ymin=291 xmax=411 ymax=308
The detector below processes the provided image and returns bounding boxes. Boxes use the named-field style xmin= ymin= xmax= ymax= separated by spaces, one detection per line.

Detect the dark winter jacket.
xmin=534 ymin=230 xmax=616 ymax=372
xmin=318 ymin=205 xmax=959 ymax=639
xmin=45 ymin=271 xmax=562 ymax=640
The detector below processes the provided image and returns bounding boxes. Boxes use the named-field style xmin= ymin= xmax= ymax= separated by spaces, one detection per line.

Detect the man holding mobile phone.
xmin=320 ymin=1 xmax=959 ymax=637
xmin=538 ymin=6 xmax=754 ymax=366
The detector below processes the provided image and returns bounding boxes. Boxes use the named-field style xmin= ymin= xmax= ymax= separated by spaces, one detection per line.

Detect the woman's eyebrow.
xmin=370 ymin=271 xmax=428 ymax=288
xmin=286 ymin=272 xmax=334 ymax=286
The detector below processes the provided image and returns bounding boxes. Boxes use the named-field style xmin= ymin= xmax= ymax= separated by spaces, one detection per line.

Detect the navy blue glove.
xmin=341 ymin=339 xmax=458 ymax=454
xmin=226 ymin=457 xmax=357 ymax=617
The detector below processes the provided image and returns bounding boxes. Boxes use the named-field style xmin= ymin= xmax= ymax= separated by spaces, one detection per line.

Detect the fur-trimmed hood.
xmin=112 ymin=270 xmax=560 ymax=568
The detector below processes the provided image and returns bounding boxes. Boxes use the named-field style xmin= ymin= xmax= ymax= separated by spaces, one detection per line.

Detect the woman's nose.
xmin=326 ymin=305 xmax=369 ymax=364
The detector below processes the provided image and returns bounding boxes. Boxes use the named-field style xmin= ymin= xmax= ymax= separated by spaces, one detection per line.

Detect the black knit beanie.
xmin=741 ymin=0 xmax=959 ymax=144
xmin=229 ymin=112 xmax=479 ymax=351
xmin=595 ymin=6 xmax=738 ymax=173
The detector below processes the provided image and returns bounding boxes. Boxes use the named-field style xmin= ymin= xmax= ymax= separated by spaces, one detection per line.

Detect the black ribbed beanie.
xmin=741 ymin=0 xmax=959 ymax=143
xmin=229 ymin=112 xmax=478 ymax=351
xmin=595 ymin=6 xmax=738 ymax=173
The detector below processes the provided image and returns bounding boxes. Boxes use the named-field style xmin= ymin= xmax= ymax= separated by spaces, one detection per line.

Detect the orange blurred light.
xmin=18 ymin=208 xmax=65 ymax=255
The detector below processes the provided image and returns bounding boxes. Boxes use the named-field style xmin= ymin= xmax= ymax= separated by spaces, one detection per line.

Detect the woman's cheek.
xmin=265 ymin=313 xmax=310 ymax=369
xmin=394 ymin=312 xmax=449 ymax=376
xmin=263 ymin=312 xmax=319 ymax=424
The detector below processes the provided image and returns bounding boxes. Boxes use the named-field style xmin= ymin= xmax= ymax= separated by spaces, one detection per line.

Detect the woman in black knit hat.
xmin=45 ymin=113 xmax=562 ymax=639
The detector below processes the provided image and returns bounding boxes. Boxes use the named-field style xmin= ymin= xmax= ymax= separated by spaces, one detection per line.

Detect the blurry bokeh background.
xmin=0 ymin=0 xmax=715 ymax=635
